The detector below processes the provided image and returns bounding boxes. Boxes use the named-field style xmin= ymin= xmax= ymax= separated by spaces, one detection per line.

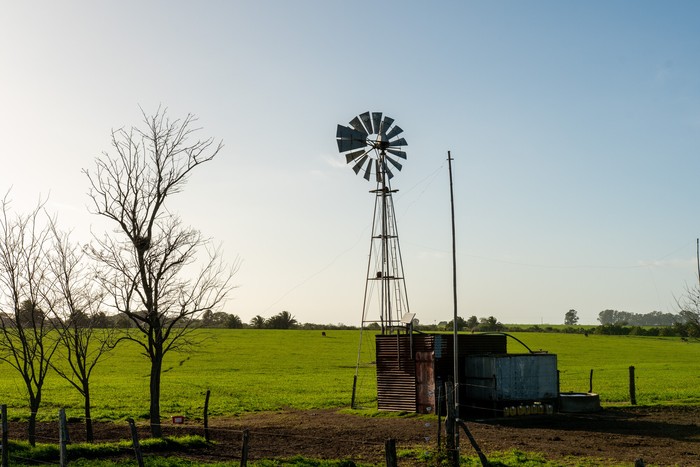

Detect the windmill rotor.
xmin=336 ymin=111 xmax=407 ymax=182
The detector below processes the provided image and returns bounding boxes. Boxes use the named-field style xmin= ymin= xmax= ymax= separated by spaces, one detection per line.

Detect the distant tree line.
xmin=190 ymin=310 xmax=299 ymax=329
xmin=40 ymin=309 xmax=360 ymax=331
xmin=63 ymin=307 xmax=700 ymax=337
xmin=200 ymin=310 xmax=243 ymax=328
xmin=597 ymin=309 xmax=680 ymax=326
xmin=197 ymin=310 xmax=331 ymax=330
xmin=101 ymin=304 xmax=700 ymax=335
xmin=593 ymin=308 xmax=700 ymax=337
xmin=407 ymin=308 xmax=700 ymax=338
xmin=411 ymin=315 xmax=504 ymax=332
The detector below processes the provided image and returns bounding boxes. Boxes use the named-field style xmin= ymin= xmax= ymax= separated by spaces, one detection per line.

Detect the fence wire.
xmin=1 ymin=410 xmax=400 ymax=466
xmin=1 ymin=364 xmax=695 ymax=464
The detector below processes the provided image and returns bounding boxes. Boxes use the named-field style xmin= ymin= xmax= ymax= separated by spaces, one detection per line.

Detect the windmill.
xmin=336 ymin=111 xmax=411 ymax=335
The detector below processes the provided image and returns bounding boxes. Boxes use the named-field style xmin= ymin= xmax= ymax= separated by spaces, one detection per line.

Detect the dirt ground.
xmin=14 ymin=405 xmax=700 ymax=466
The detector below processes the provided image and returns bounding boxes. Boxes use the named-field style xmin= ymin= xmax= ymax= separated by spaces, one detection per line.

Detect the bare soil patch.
xmin=12 ymin=406 xmax=700 ymax=465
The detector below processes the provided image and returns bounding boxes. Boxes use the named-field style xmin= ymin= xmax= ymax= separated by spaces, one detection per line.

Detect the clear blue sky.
xmin=2 ymin=1 xmax=699 ymax=326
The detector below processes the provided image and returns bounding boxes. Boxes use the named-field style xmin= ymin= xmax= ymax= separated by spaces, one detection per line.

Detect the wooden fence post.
xmin=385 ymin=438 xmax=397 ymax=467
xmin=58 ymin=409 xmax=68 ymax=467
xmin=240 ymin=429 xmax=249 ymax=467
xmin=629 ymin=366 xmax=637 ymax=405
xmin=1 ymin=404 xmax=8 ymax=467
xmin=204 ymin=389 xmax=211 ymax=442
xmin=351 ymin=374 xmax=358 ymax=409
xmin=589 ymin=369 xmax=594 ymax=393
xmin=436 ymin=384 xmax=442 ymax=451
xmin=556 ymin=369 xmax=561 ymax=412
xmin=127 ymin=418 xmax=145 ymax=467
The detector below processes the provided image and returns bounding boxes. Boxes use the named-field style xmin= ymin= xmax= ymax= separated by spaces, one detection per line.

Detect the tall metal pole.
xmin=447 ymin=151 xmax=460 ymax=452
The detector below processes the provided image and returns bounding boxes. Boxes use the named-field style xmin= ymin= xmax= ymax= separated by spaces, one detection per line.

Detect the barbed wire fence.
xmin=0 ymin=364 xmax=693 ymax=466
xmin=0 ymin=404 xmax=406 ymax=467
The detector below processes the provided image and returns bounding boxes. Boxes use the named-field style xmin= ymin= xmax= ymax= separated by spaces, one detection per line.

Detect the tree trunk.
xmin=28 ymin=399 xmax=40 ymax=447
xmin=84 ymin=384 xmax=94 ymax=443
xmin=28 ymin=412 xmax=36 ymax=447
xmin=149 ymin=354 xmax=163 ymax=437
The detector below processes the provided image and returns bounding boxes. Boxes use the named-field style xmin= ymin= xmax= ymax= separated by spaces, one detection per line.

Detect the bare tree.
xmin=677 ymin=284 xmax=700 ymax=338
xmin=0 ymin=195 xmax=59 ymax=446
xmin=84 ymin=108 xmax=237 ymax=437
xmin=47 ymin=222 xmax=116 ymax=442
xmin=675 ymin=242 xmax=700 ymax=338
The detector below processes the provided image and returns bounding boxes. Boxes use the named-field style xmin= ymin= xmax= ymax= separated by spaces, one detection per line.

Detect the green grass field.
xmin=1 ymin=329 xmax=699 ymax=422
xmin=1 ymin=329 xmax=371 ymax=422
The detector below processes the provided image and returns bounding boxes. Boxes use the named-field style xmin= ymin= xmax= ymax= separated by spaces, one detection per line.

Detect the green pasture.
xmin=0 ymin=329 xmax=372 ymax=422
xmin=1 ymin=330 xmax=699 ymax=423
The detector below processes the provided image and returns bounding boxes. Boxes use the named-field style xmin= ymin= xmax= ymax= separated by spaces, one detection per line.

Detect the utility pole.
xmin=447 ymin=151 xmax=460 ymax=456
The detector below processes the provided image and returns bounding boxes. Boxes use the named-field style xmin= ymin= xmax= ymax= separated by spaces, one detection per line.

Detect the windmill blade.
xmin=388 ymin=137 xmax=407 ymax=147
xmin=359 ymin=112 xmax=373 ymax=134
xmin=352 ymin=154 xmax=369 ymax=175
xmin=379 ymin=115 xmax=394 ymax=134
xmin=336 ymin=124 xmax=366 ymax=142
xmin=387 ymin=148 xmax=407 ymax=159
xmin=337 ymin=138 xmax=366 ymax=153
xmin=363 ymin=159 xmax=373 ymax=180
xmin=349 ymin=116 xmax=368 ymax=136
xmin=385 ymin=155 xmax=403 ymax=171
xmin=345 ymin=149 xmax=368 ymax=164
xmin=385 ymin=125 xmax=403 ymax=140
xmin=371 ymin=112 xmax=382 ymax=135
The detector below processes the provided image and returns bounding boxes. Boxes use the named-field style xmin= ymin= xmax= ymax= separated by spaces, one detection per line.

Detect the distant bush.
xmin=300 ymin=322 xmax=359 ymax=330
xmin=660 ymin=326 xmax=677 ymax=337
xmin=595 ymin=323 xmax=629 ymax=335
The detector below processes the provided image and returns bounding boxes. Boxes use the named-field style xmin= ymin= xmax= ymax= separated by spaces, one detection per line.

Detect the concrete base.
xmin=559 ymin=392 xmax=601 ymax=413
